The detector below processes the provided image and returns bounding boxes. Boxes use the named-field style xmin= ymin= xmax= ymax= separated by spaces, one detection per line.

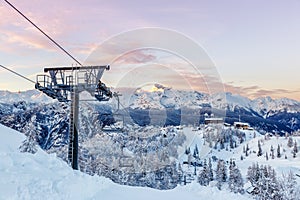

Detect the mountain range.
xmin=122 ymin=85 xmax=300 ymax=133
xmin=0 ymin=86 xmax=300 ymax=137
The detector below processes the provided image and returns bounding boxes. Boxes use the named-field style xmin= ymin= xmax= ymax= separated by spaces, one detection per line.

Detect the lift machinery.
xmin=35 ymin=65 xmax=112 ymax=170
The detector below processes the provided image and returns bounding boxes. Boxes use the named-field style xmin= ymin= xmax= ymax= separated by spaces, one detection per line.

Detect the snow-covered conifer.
xmin=270 ymin=145 xmax=275 ymax=159
xmin=229 ymin=161 xmax=244 ymax=194
xmin=278 ymin=171 xmax=299 ymax=200
xmin=277 ymin=144 xmax=281 ymax=158
xmin=216 ymin=160 xmax=227 ymax=190
xmin=208 ymin=158 xmax=213 ymax=181
xmin=19 ymin=116 xmax=38 ymax=154
xmin=257 ymin=140 xmax=262 ymax=157
xmin=198 ymin=159 xmax=210 ymax=186
xmin=292 ymin=140 xmax=298 ymax=158
xmin=287 ymin=137 xmax=294 ymax=148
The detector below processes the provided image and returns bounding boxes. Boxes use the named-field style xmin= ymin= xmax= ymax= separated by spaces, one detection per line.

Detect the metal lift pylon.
xmin=69 ymin=90 xmax=79 ymax=169
xmin=35 ymin=65 xmax=112 ymax=170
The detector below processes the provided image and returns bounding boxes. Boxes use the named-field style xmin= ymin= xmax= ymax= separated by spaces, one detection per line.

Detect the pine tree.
xmin=195 ymin=144 xmax=199 ymax=155
xmin=198 ymin=159 xmax=210 ymax=186
xmin=229 ymin=159 xmax=235 ymax=170
xmin=185 ymin=147 xmax=191 ymax=155
xmin=270 ymin=145 xmax=275 ymax=159
xmin=279 ymin=171 xmax=298 ymax=200
xmin=256 ymin=165 xmax=268 ymax=200
xmin=246 ymin=143 xmax=249 ymax=157
xmin=228 ymin=159 xmax=235 ymax=191
xmin=216 ymin=160 xmax=227 ymax=190
xmin=257 ymin=140 xmax=263 ymax=157
xmin=246 ymin=143 xmax=250 ymax=151
xmin=247 ymin=164 xmax=281 ymax=199
xmin=230 ymin=136 xmax=234 ymax=149
xmin=187 ymin=153 xmax=192 ymax=167
xmin=287 ymin=137 xmax=294 ymax=148
xmin=228 ymin=163 xmax=235 ymax=192
xmin=247 ymin=163 xmax=260 ymax=189
xmin=292 ymin=140 xmax=298 ymax=158
xmin=193 ymin=145 xmax=200 ymax=162
xmin=229 ymin=162 xmax=244 ymax=194
xmin=178 ymin=163 xmax=183 ymax=184
xmin=269 ymin=168 xmax=281 ymax=200
xmin=19 ymin=117 xmax=38 ymax=154
xmin=208 ymin=158 xmax=213 ymax=181
xmin=220 ymin=139 xmax=225 ymax=149
xmin=277 ymin=144 xmax=281 ymax=158
xmin=193 ymin=149 xmax=197 ymax=158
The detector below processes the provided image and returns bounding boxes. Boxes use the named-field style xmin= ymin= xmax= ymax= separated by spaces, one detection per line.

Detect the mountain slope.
xmin=0 ymin=124 xmax=252 ymax=200
xmin=126 ymin=87 xmax=300 ymax=133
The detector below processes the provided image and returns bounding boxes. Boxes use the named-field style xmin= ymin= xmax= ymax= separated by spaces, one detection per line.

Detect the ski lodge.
xmin=204 ymin=117 xmax=224 ymax=125
xmin=234 ymin=122 xmax=250 ymax=130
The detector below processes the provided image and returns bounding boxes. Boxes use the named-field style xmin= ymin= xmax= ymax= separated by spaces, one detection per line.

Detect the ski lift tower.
xmin=35 ymin=65 xmax=112 ymax=170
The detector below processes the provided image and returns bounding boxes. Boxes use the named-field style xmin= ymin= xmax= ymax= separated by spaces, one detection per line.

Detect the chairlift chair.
xmin=99 ymin=92 xmax=126 ymax=133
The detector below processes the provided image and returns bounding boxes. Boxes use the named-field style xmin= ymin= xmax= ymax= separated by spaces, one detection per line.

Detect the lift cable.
xmin=3 ymin=0 xmax=83 ymax=67
xmin=0 ymin=64 xmax=36 ymax=84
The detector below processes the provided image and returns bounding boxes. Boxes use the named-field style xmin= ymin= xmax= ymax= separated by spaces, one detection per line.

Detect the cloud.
xmin=0 ymin=1 xmax=90 ymax=55
xmin=118 ymin=51 xmax=157 ymax=64
xmin=251 ymin=88 xmax=299 ymax=98
xmin=223 ymin=82 xmax=300 ymax=100
xmin=0 ymin=29 xmax=56 ymax=51
xmin=70 ymin=43 xmax=99 ymax=55
xmin=110 ymin=49 xmax=158 ymax=65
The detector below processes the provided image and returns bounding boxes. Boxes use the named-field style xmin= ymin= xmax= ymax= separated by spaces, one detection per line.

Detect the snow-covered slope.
xmin=202 ymin=128 xmax=300 ymax=177
xmin=0 ymin=124 xmax=108 ymax=199
xmin=0 ymin=124 xmax=254 ymax=200
xmin=211 ymin=92 xmax=252 ymax=111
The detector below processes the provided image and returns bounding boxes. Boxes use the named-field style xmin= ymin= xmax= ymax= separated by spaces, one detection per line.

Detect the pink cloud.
xmin=224 ymin=82 xmax=300 ymax=100
xmin=0 ymin=29 xmax=56 ymax=51
xmin=113 ymin=50 xmax=157 ymax=64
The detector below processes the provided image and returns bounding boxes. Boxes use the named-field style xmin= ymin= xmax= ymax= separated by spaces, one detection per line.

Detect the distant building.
xmin=234 ymin=122 xmax=250 ymax=130
xmin=205 ymin=118 xmax=224 ymax=125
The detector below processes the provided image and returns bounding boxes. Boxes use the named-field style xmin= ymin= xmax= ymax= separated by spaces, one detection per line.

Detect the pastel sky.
xmin=0 ymin=0 xmax=299 ymax=100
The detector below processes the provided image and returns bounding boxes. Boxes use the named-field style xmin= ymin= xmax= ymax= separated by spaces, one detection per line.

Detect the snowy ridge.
xmin=251 ymin=96 xmax=300 ymax=118
xmin=0 ymin=88 xmax=299 ymax=117
xmin=129 ymin=88 xmax=210 ymax=110
xmin=126 ymin=86 xmax=300 ymax=117
xmin=0 ymin=90 xmax=54 ymax=104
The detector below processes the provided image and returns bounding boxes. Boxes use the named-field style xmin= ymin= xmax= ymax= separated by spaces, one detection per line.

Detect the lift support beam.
xmin=36 ymin=65 xmax=112 ymax=170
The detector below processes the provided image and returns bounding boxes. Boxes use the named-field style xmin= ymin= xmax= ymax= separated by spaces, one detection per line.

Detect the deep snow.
xmin=0 ymin=124 xmax=252 ymax=200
